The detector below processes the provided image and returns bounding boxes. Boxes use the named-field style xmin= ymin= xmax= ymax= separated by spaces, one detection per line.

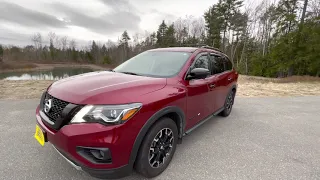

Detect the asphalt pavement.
xmin=0 ymin=96 xmax=319 ymax=180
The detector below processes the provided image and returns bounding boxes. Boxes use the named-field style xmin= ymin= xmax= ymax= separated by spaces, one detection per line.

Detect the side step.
xmin=183 ymin=107 xmax=224 ymax=136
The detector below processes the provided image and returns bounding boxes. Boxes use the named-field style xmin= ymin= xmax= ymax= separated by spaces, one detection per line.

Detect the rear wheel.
xmin=135 ymin=117 xmax=178 ymax=178
xmin=220 ymin=90 xmax=235 ymax=117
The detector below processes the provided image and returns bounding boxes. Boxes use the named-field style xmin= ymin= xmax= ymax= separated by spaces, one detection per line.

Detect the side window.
xmin=224 ymin=57 xmax=233 ymax=71
xmin=210 ymin=54 xmax=224 ymax=74
xmin=192 ymin=54 xmax=210 ymax=70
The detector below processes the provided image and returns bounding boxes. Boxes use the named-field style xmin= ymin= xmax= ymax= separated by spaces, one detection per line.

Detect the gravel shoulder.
xmin=1 ymin=75 xmax=320 ymax=99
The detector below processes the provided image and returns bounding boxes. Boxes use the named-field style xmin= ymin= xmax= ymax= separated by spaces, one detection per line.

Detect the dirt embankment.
xmin=1 ymin=75 xmax=320 ymax=100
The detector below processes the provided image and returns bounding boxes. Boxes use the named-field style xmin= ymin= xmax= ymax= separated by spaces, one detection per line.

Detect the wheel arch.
xmin=128 ymin=106 xmax=185 ymax=168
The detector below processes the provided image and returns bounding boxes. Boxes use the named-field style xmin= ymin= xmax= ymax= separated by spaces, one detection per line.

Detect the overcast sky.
xmin=0 ymin=0 xmax=258 ymax=47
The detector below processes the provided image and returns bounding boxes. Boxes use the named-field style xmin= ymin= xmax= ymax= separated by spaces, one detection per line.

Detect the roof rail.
xmin=200 ymin=45 xmax=224 ymax=53
xmin=167 ymin=44 xmax=224 ymax=53
xmin=168 ymin=44 xmax=207 ymax=47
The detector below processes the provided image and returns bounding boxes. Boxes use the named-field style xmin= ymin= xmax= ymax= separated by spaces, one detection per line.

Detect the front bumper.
xmin=52 ymin=145 xmax=131 ymax=179
xmin=35 ymin=105 xmax=135 ymax=179
xmin=52 ymin=145 xmax=82 ymax=171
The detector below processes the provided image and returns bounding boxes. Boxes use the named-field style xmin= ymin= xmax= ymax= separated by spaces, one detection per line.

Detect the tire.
xmin=135 ymin=117 xmax=178 ymax=178
xmin=219 ymin=90 xmax=235 ymax=117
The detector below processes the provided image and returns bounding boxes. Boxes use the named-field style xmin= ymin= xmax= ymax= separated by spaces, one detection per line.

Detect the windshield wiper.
xmin=119 ymin=71 xmax=140 ymax=76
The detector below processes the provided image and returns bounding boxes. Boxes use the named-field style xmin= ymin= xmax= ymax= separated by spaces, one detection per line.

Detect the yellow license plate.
xmin=34 ymin=125 xmax=45 ymax=146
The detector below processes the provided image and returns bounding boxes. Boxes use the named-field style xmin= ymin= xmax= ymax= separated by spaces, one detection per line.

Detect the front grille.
xmin=43 ymin=93 xmax=69 ymax=123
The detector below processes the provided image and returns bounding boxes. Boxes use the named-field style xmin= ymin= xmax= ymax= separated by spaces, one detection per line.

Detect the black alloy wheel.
xmin=148 ymin=128 xmax=174 ymax=168
xmin=135 ymin=118 xmax=178 ymax=178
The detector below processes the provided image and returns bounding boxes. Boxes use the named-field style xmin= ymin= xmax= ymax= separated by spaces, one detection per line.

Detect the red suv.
xmin=34 ymin=46 xmax=238 ymax=179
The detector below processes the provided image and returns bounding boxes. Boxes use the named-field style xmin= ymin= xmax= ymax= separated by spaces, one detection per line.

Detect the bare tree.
xmin=190 ymin=17 xmax=205 ymax=39
xmin=174 ymin=17 xmax=185 ymax=44
xmin=69 ymin=39 xmax=76 ymax=50
xmin=48 ymin=32 xmax=56 ymax=46
xmin=60 ymin=36 xmax=68 ymax=51
xmin=31 ymin=33 xmax=42 ymax=49
xmin=59 ymin=36 xmax=68 ymax=60
xmin=31 ymin=32 xmax=42 ymax=60
xmin=310 ymin=0 xmax=320 ymax=17
xmin=132 ymin=33 xmax=141 ymax=46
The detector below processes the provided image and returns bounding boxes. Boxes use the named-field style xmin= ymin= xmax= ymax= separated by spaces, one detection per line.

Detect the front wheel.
xmin=219 ymin=90 xmax=235 ymax=117
xmin=135 ymin=117 xmax=178 ymax=178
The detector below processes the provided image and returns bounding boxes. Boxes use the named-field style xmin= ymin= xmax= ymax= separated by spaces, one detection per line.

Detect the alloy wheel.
xmin=148 ymin=128 xmax=174 ymax=168
xmin=225 ymin=92 xmax=234 ymax=113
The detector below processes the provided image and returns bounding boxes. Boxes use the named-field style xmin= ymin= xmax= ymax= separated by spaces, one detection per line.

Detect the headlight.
xmin=70 ymin=103 xmax=142 ymax=125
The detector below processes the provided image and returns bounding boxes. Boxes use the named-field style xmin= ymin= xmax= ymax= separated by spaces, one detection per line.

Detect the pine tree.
xmin=275 ymin=0 xmax=299 ymax=35
xmin=156 ymin=20 xmax=168 ymax=47
xmin=120 ymin=30 xmax=131 ymax=61
xmin=91 ymin=41 xmax=99 ymax=63
xmin=121 ymin=30 xmax=131 ymax=47
xmin=204 ymin=4 xmax=224 ymax=48
xmin=165 ymin=24 xmax=176 ymax=47
xmin=0 ymin=45 xmax=3 ymax=62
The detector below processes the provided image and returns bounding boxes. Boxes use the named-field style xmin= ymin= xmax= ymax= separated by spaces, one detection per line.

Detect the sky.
xmin=0 ymin=0 xmax=258 ymax=47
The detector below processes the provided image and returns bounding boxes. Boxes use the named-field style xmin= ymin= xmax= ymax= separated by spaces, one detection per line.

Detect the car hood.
xmin=47 ymin=71 xmax=166 ymax=104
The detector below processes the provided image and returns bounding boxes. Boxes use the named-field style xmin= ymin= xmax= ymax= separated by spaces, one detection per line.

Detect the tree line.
xmin=0 ymin=0 xmax=319 ymax=77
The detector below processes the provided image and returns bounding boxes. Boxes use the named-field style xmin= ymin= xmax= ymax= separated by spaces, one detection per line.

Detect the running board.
xmin=183 ymin=107 xmax=224 ymax=136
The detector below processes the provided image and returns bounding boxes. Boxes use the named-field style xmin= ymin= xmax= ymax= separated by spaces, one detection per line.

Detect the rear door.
xmin=223 ymin=56 xmax=235 ymax=89
xmin=207 ymin=53 xmax=230 ymax=111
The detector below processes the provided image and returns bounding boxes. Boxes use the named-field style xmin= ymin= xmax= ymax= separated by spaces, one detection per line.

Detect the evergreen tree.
xmin=0 ymin=45 xmax=3 ymax=62
xmin=120 ymin=30 xmax=131 ymax=61
xmin=165 ymin=24 xmax=176 ymax=46
xmin=156 ymin=20 xmax=168 ymax=47
xmin=91 ymin=41 xmax=99 ymax=62
xmin=204 ymin=4 xmax=224 ymax=47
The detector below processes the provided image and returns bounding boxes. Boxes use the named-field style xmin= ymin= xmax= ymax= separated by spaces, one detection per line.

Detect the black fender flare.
xmin=128 ymin=106 xmax=186 ymax=168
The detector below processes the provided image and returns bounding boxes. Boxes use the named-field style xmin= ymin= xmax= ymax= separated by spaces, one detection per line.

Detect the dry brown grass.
xmin=0 ymin=62 xmax=37 ymax=71
xmin=239 ymin=75 xmax=320 ymax=83
xmin=1 ymin=75 xmax=320 ymax=99
xmin=0 ymin=80 xmax=53 ymax=99
xmin=237 ymin=75 xmax=320 ymax=97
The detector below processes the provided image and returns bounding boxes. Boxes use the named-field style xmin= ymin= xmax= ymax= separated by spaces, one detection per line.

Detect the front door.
xmin=186 ymin=53 xmax=212 ymax=129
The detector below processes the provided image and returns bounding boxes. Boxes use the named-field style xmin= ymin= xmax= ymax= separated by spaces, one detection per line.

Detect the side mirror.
xmin=187 ymin=68 xmax=210 ymax=80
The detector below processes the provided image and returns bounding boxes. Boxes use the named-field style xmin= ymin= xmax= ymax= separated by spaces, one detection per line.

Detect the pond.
xmin=0 ymin=67 xmax=96 ymax=80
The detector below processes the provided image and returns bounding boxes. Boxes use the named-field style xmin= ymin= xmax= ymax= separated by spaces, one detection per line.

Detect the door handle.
xmin=228 ymin=77 xmax=232 ymax=81
xmin=209 ymin=84 xmax=215 ymax=89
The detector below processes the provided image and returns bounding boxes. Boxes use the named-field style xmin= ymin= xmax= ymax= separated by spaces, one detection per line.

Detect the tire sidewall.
xmin=135 ymin=118 xmax=178 ymax=178
xmin=221 ymin=90 xmax=235 ymax=117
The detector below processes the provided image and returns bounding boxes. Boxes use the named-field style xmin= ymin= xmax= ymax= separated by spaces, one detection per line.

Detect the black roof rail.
xmin=200 ymin=45 xmax=224 ymax=53
xmin=168 ymin=44 xmax=207 ymax=47
xmin=167 ymin=44 xmax=224 ymax=53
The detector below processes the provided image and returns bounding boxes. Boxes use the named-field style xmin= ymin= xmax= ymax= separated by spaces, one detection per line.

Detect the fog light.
xmin=90 ymin=149 xmax=104 ymax=160
xmin=76 ymin=147 xmax=112 ymax=163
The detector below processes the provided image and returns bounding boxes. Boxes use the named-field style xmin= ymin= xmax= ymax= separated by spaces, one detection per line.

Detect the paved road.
xmin=0 ymin=96 xmax=320 ymax=180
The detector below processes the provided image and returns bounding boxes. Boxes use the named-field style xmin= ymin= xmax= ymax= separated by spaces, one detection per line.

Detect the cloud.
xmin=0 ymin=2 xmax=66 ymax=28
xmin=50 ymin=1 xmax=141 ymax=35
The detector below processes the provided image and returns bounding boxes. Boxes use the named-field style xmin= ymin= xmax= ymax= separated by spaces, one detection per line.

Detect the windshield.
xmin=113 ymin=51 xmax=192 ymax=77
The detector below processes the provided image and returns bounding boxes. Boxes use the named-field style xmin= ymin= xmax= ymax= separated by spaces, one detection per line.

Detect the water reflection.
xmin=0 ymin=67 xmax=95 ymax=80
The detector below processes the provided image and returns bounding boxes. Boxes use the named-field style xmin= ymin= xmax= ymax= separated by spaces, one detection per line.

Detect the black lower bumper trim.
xmin=82 ymin=165 xmax=131 ymax=179
xmin=53 ymin=145 xmax=131 ymax=179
